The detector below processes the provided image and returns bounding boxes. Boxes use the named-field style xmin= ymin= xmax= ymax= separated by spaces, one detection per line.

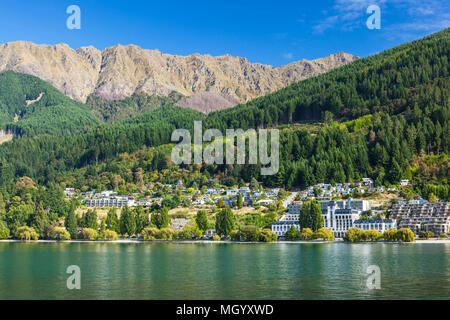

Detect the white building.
xmin=84 ymin=197 xmax=134 ymax=207
xmin=257 ymin=199 xmax=275 ymax=205
xmin=400 ymin=179 xmax=410 ymax=187
xmin=271 ymin=221 xmax=300 ymax=238
xmin=321 ymin=200 xmax=363 ymax=238
xmin=239 ymin=187 xmax=250 ymax=194
xmin=287 ymin=201 xmax=303 ymax=214
xmin=353 ymin=219 xmax=397 ymax=233
xmin=320 ymin=198 xmax=370 ymax=212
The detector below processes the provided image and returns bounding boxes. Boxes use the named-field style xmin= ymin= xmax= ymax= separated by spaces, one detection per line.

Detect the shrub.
xmin=240 ymin=226 xmax=260 ymax=242
xmin=141 ymin=227 xmax=175 ymax=240
xmin=15 ymin=226 xmax=39 ymax=240
xmin=179 ymin=223 xmax=203 ymax=240
xmin=396 ymin=228 xmax=415 ymax=242
xmin=439 ymin=233 xmax=447 ymax=239
xmin=285 ymin=226 xmax=301 ymax=241
xmin=344 ymin=227 xmax=365 ymax=242
xmin=159 ymin=228 xmax=175 ymax=240
xmin=230 ymin=230 xmax=240 ymax=241
xmin=420 ymin=230 xmax=434 ymax=239
xmin=141 ymin=227 xmax=159 ymax=240
xmin=301 ymin=228 xmax=314 ymax=240
xmin=382 ymin=229 xmax=397 ymax=241
xmin=80 ymin=228 xmax=98 ymax=240
xmin=364 ymin=229 xmax=381 ymax=241
xmin=48 ymin=227 xmax=71 ymax=240
xmin=314 ymin=228 xmax=335 ymax=241
xmin=103 ymin=230 xmax=118 ymax=241
xmin=212 ymin=235 xmax=221 ymax=241
xmin=0 ymin=220 xmax=10 ymax=239
xmin=259 ymin=229 xmax=277 ymax=242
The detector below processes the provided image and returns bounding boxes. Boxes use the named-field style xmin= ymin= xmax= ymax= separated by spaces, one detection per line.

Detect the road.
xmin=282 ymin=191 xmax=298 ymax=208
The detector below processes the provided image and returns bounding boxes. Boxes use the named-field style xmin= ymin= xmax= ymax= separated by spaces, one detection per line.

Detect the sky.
xmin=0 ymin=0 xmax=448 ymax=66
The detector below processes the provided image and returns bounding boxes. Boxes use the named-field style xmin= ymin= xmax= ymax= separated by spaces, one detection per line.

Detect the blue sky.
xmin=0 ymin=0 xmax=448 ymax=66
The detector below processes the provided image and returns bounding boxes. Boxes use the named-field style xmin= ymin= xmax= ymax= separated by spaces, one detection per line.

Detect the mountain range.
xmin=0 ymin=41 xmax=358 ymax=113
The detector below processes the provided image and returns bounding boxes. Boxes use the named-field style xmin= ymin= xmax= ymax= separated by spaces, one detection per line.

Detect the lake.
xmin=0 ymin=242 xmax=449 ymax=299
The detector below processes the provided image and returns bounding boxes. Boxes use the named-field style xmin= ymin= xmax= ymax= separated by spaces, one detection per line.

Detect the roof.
xmin=354 ymin=219 xmax=395 ymax=223
xmin=272 ymin=221 xmax=300 ymax=225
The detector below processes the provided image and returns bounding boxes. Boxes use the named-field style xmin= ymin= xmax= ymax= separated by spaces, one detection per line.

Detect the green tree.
xmin=65 ymin=205 xmax=78 ymax=239
xmin=48 ymin=226 xmax=71 ymax=240
xmin=80 ymin=228 xmax=98 ymax=240
xmin=388 ymin=160 xmax=402 ymax=184
xmin=396 ymin=228 xmax=415 ymax=242
xmin=301 ymin=228 xmax=314 ymax=240
xmin=215 ymin=207 xmax=235 ymax=237
xmin=0 ymin=220 xmax=10 ymax=239
xmin=196 ymin=210 xmax=208 ymax=232
xmin=382 ymin=229 xmax=398 ymax=241
xmin=344 ymin=227 xmax=365 ymax=242
xmin=15 ymin=226 xmax=39 ymax=240
xmin=259 ymin=229 xmax=277 ymax=242
xmin=103 ymin=230 xmax=119 ymax=241
xmin=85 ymin=209 xmax=99 ymax=230
xmin=217 ymin=198 xmax=225 ymax=208
xmin=120 ymin=206 xmax=137 ymax=236
xmin=299 ymin=199 xmax=323 ymax=231
xmin=151 ymin=207 xmax=170 ymax=229
xmin=364 ymin=229 xmax=381 ymax=241
xmin=135 ymin=206 xmax=150 ymax=234
xmin=32 ymin=202 xmax=50 ymax=239
xmin=285 ymin=226 xmax=301 ymax=240
xmin=106 ymin=208 xmax=120 ymax=233
xmin=420 ymin=230 xmax=434 ymax=239
xmin=99 ymin=217 xmax=107 ymax=236
xmin=250 ymin=178 xmax=259 ymax=191
xmin=314 ymin=228 xmax=335 ymax=240
xmin=237 ymin=193 xmax=243 ymax=209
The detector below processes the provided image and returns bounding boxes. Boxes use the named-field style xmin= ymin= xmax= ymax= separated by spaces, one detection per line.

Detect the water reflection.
xmin=0 ymin=242 xmax=448 ymax=299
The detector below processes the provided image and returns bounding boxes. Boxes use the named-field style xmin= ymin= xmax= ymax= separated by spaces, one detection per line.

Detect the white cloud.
xmin=283 ymin=53 xmax=294 ymax=60
xmin=312 ymin=0 xmax=449 ymax=36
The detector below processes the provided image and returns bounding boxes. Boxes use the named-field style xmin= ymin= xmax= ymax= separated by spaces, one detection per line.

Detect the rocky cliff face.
xmin=0 ymin=41 xmax=358 ymax=111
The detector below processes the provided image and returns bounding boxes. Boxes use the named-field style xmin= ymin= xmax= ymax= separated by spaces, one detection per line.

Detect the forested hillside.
xmin=86 ymin=91 xmax=184 ymax=123
xmin=0 ymin=29 xmax=448 ymax=201
xmin=0 ymin=71 xmax=99 ymax=137
xmin=205 ymin=28 xmax=449 ymax=129
xmin=0 ymin=105 xmax=205 ymax=188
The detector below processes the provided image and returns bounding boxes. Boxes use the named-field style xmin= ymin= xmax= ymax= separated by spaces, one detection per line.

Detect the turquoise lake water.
xmin=0 ymin=242 xmax=449 ymax=299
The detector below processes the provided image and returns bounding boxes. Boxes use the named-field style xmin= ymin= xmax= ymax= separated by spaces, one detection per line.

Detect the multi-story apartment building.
xmin=321 ymin=198 xmax=370 ymax=212
xmin=353 ymin=219 xmax=397 ymax=233
xmin=271 ymin=221 xmax=301 ymax=238
xmin=272 ymin=199 xmax=367 ymax=238
xmin=391 ymin=202 xmax=450 ymax=235
xmin=287 ymin=201 xmax=303 ymax=215
xmin=84 ymin=197 xmax=135 ymax=207
xmin=322 ymin=206 xmax=361 ymax=238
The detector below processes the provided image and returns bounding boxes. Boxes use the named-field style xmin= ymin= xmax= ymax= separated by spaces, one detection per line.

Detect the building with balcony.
xmin=390 ymin=202 xmax=450 ymax=235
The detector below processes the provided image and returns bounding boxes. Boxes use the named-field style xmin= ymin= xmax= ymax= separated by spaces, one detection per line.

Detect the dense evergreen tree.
xmin=299 ymin=199 xmax=323 ymax=232
xmin=215 ymin=207 xmax=236 ymax=237
xmin=120 ymin=206 xmax=137 ymax=236
xmin=65 ymin=204 xmax=78 ymax=239
xmin=196 ymin=210 xmax=209 ymax=232
xmin=105 ymin=208 xmax=120 ymax=233
xmin=151 ymin=207 xmax=170 ymax=230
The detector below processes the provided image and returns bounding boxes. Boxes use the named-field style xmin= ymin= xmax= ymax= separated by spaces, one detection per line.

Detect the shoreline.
xmin=0 ymin=239 xmax=448 ymax=244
